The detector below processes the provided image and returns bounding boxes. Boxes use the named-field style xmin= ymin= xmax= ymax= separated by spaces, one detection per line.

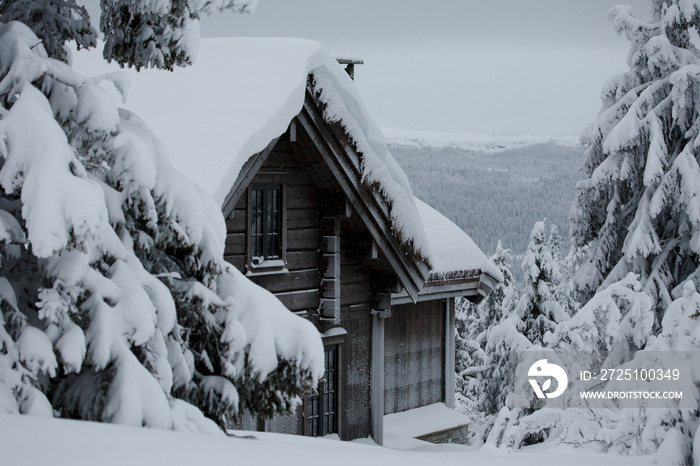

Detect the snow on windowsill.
xmin=322 ymin=327 xmax=347 ymax=338
xmin=245 ymin=259 xmax=288 ymax=277
xmin=383 ymin=403 xmax=470 ymax=439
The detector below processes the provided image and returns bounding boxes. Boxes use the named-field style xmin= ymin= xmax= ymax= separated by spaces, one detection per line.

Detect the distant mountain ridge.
xmin=382 ymin=127 xmax=581 ymax=153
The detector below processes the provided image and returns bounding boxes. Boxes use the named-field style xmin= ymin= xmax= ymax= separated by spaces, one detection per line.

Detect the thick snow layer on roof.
xmin=72 ymin=38 xmax=430 ymax=260
xmin=415 ymin=198 xmax=502 ymax=281
xmin=73 ymin=38 xmax=320 ymax=201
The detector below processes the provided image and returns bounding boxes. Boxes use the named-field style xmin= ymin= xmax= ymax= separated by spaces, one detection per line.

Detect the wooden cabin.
xmin=213 ymin=59 xmax=500 ymax=443
xmin=81 ymin=37 xmax=501 ymax=444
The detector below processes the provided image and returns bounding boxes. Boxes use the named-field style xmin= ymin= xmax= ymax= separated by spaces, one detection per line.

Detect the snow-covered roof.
xmin=77 ymin=38 xmax=321 ymax=201
xmin=73 ymin=37 xmax=430 ymax=260
xmin=415 ymin=198 xmax=502 ymax=282
xmin=73 ymin=37 xmax=500 ymax=286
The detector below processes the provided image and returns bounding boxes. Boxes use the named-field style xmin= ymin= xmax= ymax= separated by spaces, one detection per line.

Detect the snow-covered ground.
xmin=382 ymin=127 xmax=580 ymax=153
xmin=384 ymin=402 xmax=469 ymax=438
xmin=1 ymin=414 xmax=658 ymax=466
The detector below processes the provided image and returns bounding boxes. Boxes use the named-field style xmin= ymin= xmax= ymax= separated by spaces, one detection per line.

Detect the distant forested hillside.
xmin=390 ymin=142 xmax=586 ymax=256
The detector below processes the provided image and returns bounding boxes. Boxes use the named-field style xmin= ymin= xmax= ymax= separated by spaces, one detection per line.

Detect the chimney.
xmin=335 ymin=56 xmax=364 ymax=80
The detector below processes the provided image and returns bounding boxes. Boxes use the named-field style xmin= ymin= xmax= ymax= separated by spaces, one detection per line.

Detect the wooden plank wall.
xmin=222 ymin=137 xmax=378 ymax=440
xmin=336 ymin=219 xmax=375 ymax=440
xmin=339 ymin=226 xmax=374 ymax=314
xmin=337 ymin=310 xmax=372 ymax=440
xmin=383 ymin=300 xmax=446 ymax=415
xmin=265 ymin=411 xmax=301 ymax=435
xmin=223 ymin=143 xmax=321 ymax=312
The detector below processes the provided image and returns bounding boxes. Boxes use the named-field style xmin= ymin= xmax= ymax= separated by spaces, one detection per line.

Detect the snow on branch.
xmin=0 ymin=21 xmax=323 ymax=431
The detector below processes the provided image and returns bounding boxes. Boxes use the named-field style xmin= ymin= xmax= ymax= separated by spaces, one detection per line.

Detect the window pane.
xmin=304 ymin=345 xmax=339 ymax=437
xmin=251 ymin=185 xmax=282 ymax=262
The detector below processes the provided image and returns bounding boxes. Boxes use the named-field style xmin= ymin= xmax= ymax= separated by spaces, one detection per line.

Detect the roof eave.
xmin=298 ymin=91 xmax=429 ymax=300
xmin=391 ymin=268 xmax=501 ymax=306
xmin=221 ymin=136 xmax=281 ymax=218
xmin=474 ymin=270 xmax=500 ymax=304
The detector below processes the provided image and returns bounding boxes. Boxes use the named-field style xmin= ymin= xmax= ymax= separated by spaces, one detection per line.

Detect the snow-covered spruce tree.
xmin=480 ymin=241 xmax=519 ymax=329
xmin=512 ymin=221 xmax=568 ymax=346
xmin=0 ymin=22 xmax=322 ymax=430
xmin=556 ymin=243 xmax=590 ymax=316
xmin=454 ymin=299 xmax=486 ymax=417
xmin=0 ymin=0 xmax=96 ymax=63
xmin=455 ymin=242 xmax=518 ymax=413
xmin=100 ymin=0 xmax=257 ymax=70
xmin=482 ymin=274 xmax=653 ymax=450
xmin=591 ymin=281 xmax=700 ymax=462
xmin=480 ymin=319 xmax=533 ymax=446
xmin=456 ymin=246 xmax=528 ymax=445
xmin=546 ymin=223 xmax=581 ymax=316
xmin=477 ymin=224 xmax=569 ymax=446
xmin=572 ymin=0 xmax=700 ymax=322
xmin=552 ymin=273 xmax=654 ymax=368
xmin=548 ymin=223 xmax=563 ymax=265
xmin=0 ymin=0 xmax=256 ymax=70
xmin=642 ymin=281 xmax=700 ymax=464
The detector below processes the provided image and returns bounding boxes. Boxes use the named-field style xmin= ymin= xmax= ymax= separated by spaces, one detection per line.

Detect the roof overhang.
xmin=391 ymin=270 xmax=500 ymax=306
xmin=296 ymin=92 xmax=430 ymax=300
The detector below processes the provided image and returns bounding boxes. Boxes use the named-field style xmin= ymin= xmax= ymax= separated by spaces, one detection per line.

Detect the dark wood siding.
xmin=339 ymin=255 xmax=373 ymax=312
xmin=265 ymin=411 xmax=302 ymax=435
xmin=223 ymin=124 xmax=400 ymax=441
xmin=223 ymin=141 xmax=321 ymax=312
xmin=384 ymin=300 xmax=446 ymax=414
xmin=338 ymin=310 xmax=372 ymax=440
xmin=338 ymin=213 xmax=375 ymax=314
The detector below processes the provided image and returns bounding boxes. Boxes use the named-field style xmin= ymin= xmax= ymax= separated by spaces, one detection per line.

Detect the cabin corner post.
xmin=371 ymin=293 xmax=391 ymax=446
xmin=445 ymin=297 xmax=456 ymax=409
xmin=319 ymin=216 xmax=341 ymax=324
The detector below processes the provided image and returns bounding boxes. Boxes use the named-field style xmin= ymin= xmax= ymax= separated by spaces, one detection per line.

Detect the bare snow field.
xmin=1 ymin=414 xmax=659 ymax=466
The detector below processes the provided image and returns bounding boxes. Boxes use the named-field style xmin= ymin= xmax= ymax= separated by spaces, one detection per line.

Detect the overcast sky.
xmin=197 ymin=0 xmax=653 ymax=137
xmin=88 ymin=0 xmax=651 ymax=137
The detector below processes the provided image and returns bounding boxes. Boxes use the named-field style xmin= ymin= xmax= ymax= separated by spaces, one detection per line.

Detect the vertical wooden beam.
xmin=444 ymin=297 xmax=456 ymax=409
xmin=319 ymin=216 xmax=341 ymax=324
xmin=371 ymin=293 xmax=390 ymax=446
xmin=371 ymin=313 xmax=384 ymax=445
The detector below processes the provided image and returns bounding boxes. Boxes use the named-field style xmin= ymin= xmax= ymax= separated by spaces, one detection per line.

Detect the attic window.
xmin=250 ymin=184 xmax=283 ymax=267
